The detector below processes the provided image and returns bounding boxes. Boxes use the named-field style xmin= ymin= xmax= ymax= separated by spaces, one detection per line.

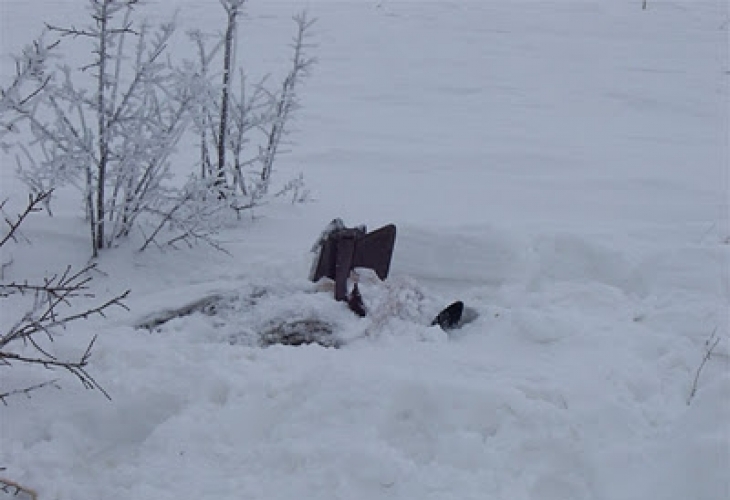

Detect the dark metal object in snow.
xmin=310 ymin=219 xmax=397 ymax=301
xmin=432 ymin=300 xmax=464 ymax=330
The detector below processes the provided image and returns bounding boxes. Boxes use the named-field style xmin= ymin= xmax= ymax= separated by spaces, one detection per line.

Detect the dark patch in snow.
xmin=259 ymin=318 xmax=340 ymax=348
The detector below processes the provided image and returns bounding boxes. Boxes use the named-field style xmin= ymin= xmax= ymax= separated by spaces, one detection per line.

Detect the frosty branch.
xmin=193 ymin=6 xmax=316 ymax=204
xmin=0 ymin=35 xmax=58 ymax=148
xmin=13 ymin=0 xmax=193 ymax=256
xmin=7 ymin=0 xmax=317 ymax=257
xmin=138 ymin=178 xmax=231 ymax=254
xmin=0 ymin=191 xmax=129 ymax=404
xmin=0 ymin=191 xmax=50 ymax=250
xmin=259 ymin=12 xmax=317 ymax=192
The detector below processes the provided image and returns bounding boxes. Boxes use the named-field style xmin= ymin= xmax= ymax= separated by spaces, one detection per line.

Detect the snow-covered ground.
xmin=1 ymin=1 xmax=728 ymax=499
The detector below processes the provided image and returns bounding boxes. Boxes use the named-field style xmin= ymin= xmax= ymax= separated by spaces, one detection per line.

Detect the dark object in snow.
xmin=432 ymin=301 xmax=464 ymax=330
xmin=310 ymin=218 xmax=397 ymax=302
xmin=260 ymin=318 xmax=340 ymax=348
xmin=347 ymin=282 xmax=367 ymax=317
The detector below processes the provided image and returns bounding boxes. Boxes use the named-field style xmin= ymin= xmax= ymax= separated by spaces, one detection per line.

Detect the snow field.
xmin=3 ymin=214 xmax=726 ymax=499
xmin=1 ymin=1 xmax=728 ymax=499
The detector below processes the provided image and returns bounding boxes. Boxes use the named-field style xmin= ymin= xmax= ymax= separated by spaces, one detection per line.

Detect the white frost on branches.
xmin=190 ymin=5 xmax=317 ymax=204
xmin=2 ymin=0 xmax=316 ymax=256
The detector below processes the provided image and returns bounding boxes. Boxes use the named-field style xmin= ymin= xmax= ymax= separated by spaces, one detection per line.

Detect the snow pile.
xmin=2 ymin=220 xmax=726 ymax=499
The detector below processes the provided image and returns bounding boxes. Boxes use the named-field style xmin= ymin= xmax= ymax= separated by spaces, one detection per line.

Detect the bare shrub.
xmin=0 ymin=191 xmax=129 ymax=404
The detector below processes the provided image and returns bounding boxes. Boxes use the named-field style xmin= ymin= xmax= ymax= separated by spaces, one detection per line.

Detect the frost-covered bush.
xmin=189 ymin=1 xmax=316 ymax=202
xmin=1 ymin=0 xmax=315 ymax=257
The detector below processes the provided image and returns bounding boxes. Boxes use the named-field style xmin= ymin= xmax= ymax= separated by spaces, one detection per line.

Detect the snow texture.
xmin=1 ymin=1 xmax=728 ymax=499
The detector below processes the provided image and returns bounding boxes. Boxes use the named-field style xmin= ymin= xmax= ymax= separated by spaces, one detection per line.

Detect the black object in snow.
xmin=432 ymin=301 xmax=464 ymax=330
xmin=347 ymin=282 xmax=367 ymax=317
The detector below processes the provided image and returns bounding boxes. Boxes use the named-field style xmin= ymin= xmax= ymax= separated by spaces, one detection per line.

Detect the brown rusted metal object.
xmin=310 ymin=219 xmax=397 ymax=301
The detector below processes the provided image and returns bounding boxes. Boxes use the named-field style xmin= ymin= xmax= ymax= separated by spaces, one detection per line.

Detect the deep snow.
xmin=1 ymin=1 xmax=728 ymax=499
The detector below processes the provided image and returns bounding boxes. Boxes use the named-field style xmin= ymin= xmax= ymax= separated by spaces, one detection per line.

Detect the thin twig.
xmin=0 ymin=191 xmax=53 ymax=249
xmin=687 ymin=327 xmax=721 ymax=405
xmin=0 ymin=379 xmax=60 ymax=406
